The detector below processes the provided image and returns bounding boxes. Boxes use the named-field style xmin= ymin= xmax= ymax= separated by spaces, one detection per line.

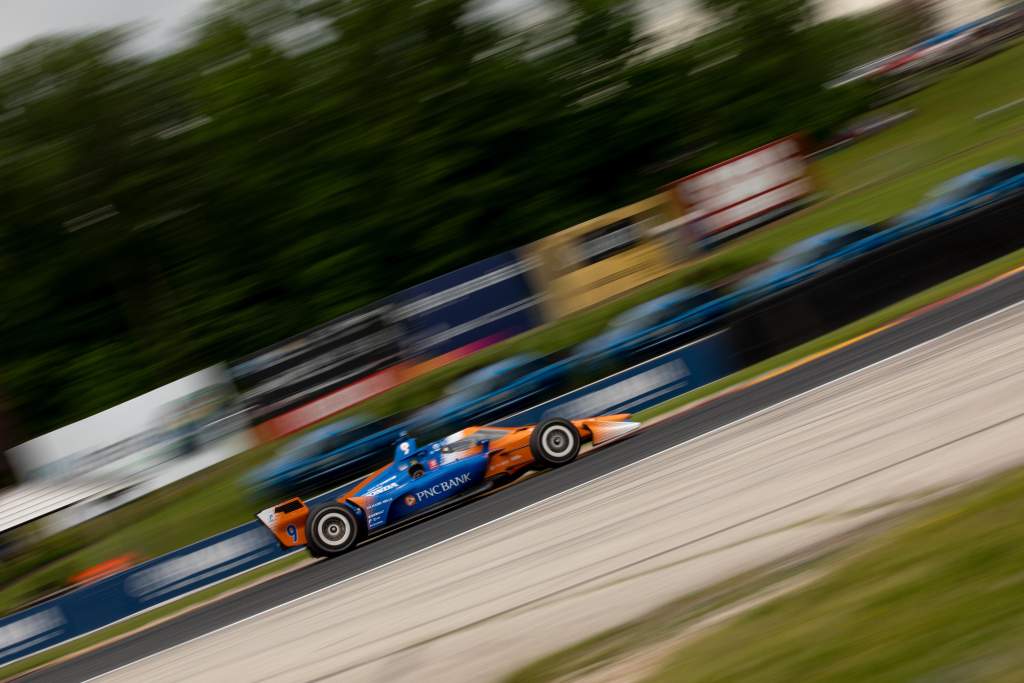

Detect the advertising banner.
xmin=229 ymin=302 xmax=402 ymax=422
xmin=525 ymin=195 xmax=687 ymax=319
xmin=394 ymin=250 xmax=543 ymax=360
xmin=5 ymin=365 xmax=254 ymax=531
xmin=253 ymin=367 xmax=405 ymax=443
xmin=0 ymin=468 xmax=370 ymax=669
xmin=495 ymin=331 xmax=736 ymax=426
xmin=666 ymin=136 xmax=814 ymax=245
xmin=243 ymin=250 xmax=545 ymax=441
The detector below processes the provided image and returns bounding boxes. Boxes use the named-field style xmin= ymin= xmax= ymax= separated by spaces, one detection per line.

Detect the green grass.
xmin=504 ymin=565 xmax=817 ymax=683
xmin=644 ymin=469 xmax=1024 ymax=682
xmin=504 ymin=465 xmax=1024 ymax=683
xmin=2 ymin=37 xmax=1023 ymax=635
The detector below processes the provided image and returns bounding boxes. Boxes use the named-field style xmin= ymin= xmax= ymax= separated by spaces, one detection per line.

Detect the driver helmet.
xmin=393 ymin=431 xmax=417 ymax=458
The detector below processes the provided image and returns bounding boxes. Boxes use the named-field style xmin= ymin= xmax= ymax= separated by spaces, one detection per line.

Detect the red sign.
xmin=252 ymin=331 xmax=518 ymax=444
xmin=667 ymin=136 xmax=813 ymax=239
xmin=255 ymin=367 xmax=403 ymax=442
xmin=68 ymin=554 xmax=139 ymax=586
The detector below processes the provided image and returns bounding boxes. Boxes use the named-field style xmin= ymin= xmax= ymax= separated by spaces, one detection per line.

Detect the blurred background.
xmin=4 ymin=0 xmax=1015 ymax=441
xmin=0 ymin=0 xmax=1023 ymax=653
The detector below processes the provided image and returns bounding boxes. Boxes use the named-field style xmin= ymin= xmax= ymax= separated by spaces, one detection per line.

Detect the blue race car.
xmin=731 ymin=223 xmax=879 ymax=304
xmin=246 ymin=414 xmax=403 ymax=499
xmin=406 ymin=353 xmax=571 ymax=440
xmin=257 ymin=414 xmax=642 ymax=558
xmin=572 ymin=286 xmax=730 ymax=368
xmin=899 ymin=158 xmax=1024 ymax=227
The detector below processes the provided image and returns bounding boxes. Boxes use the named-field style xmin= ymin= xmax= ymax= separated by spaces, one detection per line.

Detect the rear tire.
xmin=529 ymin=418 xmax=581 ymax=468
xmin=306 ymin=504 xmax=361 ymax=558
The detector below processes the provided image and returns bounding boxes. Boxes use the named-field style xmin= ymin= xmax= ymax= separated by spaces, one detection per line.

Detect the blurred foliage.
xmin=804 ymin=0 xmax=943 ymax=77
xmin=0 ymin=0 xmax=939 ymax=438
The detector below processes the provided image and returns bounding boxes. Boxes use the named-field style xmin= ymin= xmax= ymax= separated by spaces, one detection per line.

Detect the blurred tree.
xmin=0 ymin=0 xmax=876 ymax=438
xmin=700 ymin=0 xmax=815 ymax=47
xmin=693 ymin=0 xmax=859 ymax=143
xmin=880 ymin=0 xmax=943 ymax=43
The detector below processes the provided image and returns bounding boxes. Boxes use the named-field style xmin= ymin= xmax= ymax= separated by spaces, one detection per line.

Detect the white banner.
xmin=668 ymin=136 xmax=814 ymax=240
xmin=5 ymin=365 xmax=254 ymax=531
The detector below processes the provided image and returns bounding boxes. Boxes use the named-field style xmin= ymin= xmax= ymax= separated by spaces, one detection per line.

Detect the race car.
xmin=256 ymin=415 xmax=640 ymax=558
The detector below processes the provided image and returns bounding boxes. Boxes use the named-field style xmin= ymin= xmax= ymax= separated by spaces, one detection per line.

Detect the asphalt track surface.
xmin=20 ymin=268 xmax=1024 ymax=683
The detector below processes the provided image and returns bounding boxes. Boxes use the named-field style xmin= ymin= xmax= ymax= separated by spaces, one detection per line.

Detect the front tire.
xmin=306 ymin=504 xmax=361 ymax=558
xmin=530 ymin=418 xmax=581 ymax=468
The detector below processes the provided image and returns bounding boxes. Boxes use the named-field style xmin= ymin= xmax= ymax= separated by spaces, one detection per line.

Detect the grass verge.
xmin=646 ymin=468 xmax=1024 ymax=682
xmin=503 ymin=564 xmax=825 ymax=683
xmin=505 ymin=464 xmax=1024 ymax=683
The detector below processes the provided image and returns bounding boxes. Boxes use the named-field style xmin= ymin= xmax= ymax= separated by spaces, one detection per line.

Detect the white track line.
xmin=82 ymin=296 xmax=1024 ymax=683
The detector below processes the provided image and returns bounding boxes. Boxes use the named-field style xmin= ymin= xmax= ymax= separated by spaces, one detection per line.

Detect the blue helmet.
xmin=393 ymin=431 xmax=417 ymax=460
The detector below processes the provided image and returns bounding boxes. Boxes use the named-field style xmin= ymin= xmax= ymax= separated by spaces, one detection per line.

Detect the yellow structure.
xmin=525 ymin=194 xmax=690 ymax=320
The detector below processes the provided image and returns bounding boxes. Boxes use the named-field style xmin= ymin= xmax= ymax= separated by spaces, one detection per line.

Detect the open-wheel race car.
xmin=256 ymin=415 xmax=641 ymax=558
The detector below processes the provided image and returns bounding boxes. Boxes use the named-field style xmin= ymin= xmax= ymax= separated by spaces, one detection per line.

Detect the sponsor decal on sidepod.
xmin=412 ymin=473 xmax=473 ymax=504
xmin=365 ymin=475 xmax=399 ymax=496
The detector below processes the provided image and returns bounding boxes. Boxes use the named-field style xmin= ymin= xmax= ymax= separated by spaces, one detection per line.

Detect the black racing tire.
xmin=529 ymin=418 xmax=582 ymax=468
xmin=306 ymin=504 xmax=361 ymax=558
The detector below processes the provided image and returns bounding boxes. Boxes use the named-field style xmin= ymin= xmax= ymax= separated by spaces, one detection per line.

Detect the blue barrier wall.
xmin=0 ymin=522 xmax=296 ymax=667
xmin=496 ymin=331 xmax=736 ymax=426
xmin=0 ymin=331 xmax=736 ymax=668
xmin=395 ymin=250 xmax=542 ymax=358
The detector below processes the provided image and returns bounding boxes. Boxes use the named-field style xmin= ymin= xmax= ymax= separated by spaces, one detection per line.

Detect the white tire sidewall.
xmin=540 ymin=423 xmax=577 ymax=461
xmin=314 ymin=510 xmax=353 ymax=548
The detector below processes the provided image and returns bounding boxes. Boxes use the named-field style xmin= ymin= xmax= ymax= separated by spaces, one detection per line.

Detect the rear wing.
xmin=256 ymin=497 xmax=310 ymax=548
